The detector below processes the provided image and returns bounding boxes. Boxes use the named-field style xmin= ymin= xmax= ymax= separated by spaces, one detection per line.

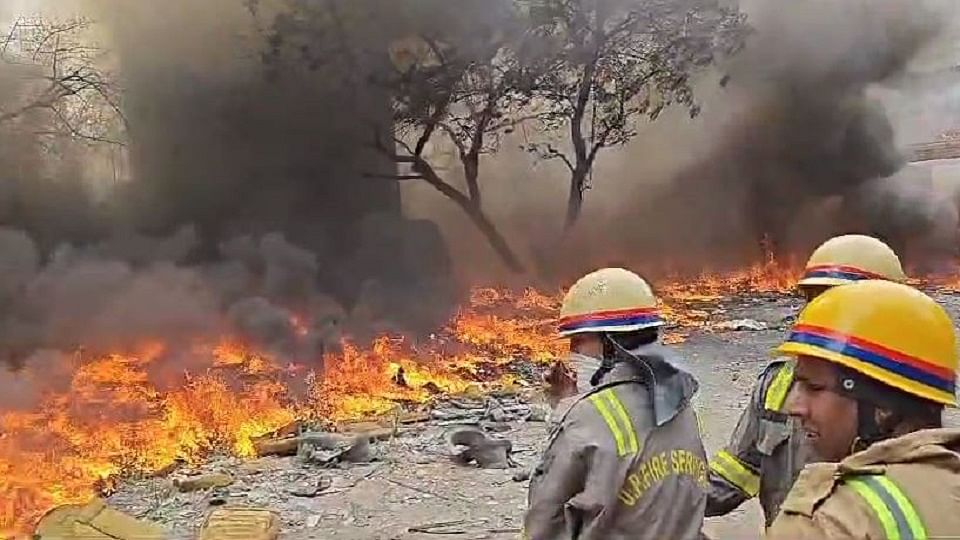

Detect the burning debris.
xmin=5 ymin=220 xmax=960 ymax=537
xmin=0 ymin=280 xmax=564 ymax=534
xmin=3 ymin=261 xmax=958 ymax=536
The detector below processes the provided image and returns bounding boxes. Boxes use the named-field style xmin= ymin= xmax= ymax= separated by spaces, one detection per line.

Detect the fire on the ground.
xmin=4 ymin=254 xmax=959 ymax=537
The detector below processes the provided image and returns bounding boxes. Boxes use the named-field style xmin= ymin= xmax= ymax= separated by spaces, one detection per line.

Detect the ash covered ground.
xmin=106 ymin=290 xmax=960 ymax=539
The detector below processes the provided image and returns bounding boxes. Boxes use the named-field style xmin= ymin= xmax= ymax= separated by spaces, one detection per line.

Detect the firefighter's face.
xmin=569 ymin=334 xmax=602 ymax=357
xmin=786 ymin=356 xmax=859 ymax=462
xmin=799 ymin=285 xmax=831 ymax=304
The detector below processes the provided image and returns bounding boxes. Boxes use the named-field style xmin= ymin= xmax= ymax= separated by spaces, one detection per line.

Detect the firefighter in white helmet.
xmin=706 ymin=234 xmax=908 ymax=528
xmin=522 ymin=268 xmax=708 ymax=540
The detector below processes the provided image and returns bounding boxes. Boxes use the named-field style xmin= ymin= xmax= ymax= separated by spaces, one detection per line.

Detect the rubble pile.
xmin=94 ymin=392 xmax=547 ymax=538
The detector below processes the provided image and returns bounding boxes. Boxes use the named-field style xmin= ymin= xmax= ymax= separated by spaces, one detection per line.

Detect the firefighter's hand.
xmin=543 ymin=361 xmax=576 ymax=407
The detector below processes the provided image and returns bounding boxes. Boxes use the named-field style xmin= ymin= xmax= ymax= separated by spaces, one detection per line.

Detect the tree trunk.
xmin=464 ymin=203 xmax=526 ymax=273
xmin=411 ymin=157 xmax=525 ymax=273
xmin=564 ymin=167 xmax=588 ymax=234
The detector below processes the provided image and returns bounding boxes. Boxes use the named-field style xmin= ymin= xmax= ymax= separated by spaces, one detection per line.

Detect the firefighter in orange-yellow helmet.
xmin=765 ymin=280 xmax=960 ymax=538
xmin=522 ymin=268 xmax=708 ymax=540
xmin=706 ymin=234 xmax=908 ymax=528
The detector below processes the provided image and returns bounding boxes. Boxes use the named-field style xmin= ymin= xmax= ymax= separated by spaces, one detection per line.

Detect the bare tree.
xmin=0 ymin=16 xmax=125 ymax=146
xmin=259 ymin=0 xmax=743 ymax=271
xmin=260 ymin=0 xmax=545 ymax=273
xmin=523 ymin=0 xmax=746 ymax=232
xmin=368 ymin=32 xmax=546 ymax=273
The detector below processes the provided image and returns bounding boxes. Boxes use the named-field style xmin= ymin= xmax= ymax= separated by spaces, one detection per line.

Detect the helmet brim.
xmin=558 ymin=320 xmax=665 ymax=338
xmin=796 ymin=276 xmax=854 ymax=288
xmin=775 ymin=341 xmax=957 ymax=407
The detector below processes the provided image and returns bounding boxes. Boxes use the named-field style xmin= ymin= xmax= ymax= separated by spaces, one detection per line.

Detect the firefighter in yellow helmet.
xmin=706 ymin=234 xmax=907 ymax=528
xmin=765 ymin=280 xmax=960 ymax=538
xmin=523 ymin=268 xmax=708 ymax=540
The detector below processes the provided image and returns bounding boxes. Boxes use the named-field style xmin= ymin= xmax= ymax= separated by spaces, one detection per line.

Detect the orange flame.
xmin=0 ymin=287 xmax=565 ymax=535
xmin=0 ymin=256 xmax=819 ymax=535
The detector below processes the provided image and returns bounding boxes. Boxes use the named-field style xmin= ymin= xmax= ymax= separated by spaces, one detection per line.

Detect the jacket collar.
xmin=840 ymin=428 xmax=960 ymax=473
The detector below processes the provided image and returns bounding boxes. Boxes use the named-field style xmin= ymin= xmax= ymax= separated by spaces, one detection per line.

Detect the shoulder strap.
xmin=544 ymin=379 xmax=646 ymax=455
xmin=763 ymin=361 xmax=795 ymax=412
xmin=845 ymin=474 xmax=927 ymax=540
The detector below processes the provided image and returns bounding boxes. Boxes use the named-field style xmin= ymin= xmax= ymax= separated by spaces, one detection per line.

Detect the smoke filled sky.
xmin=401 ymin=0 xmax=960 ymax=281
xmin=2 ymin=0 xmax=960 ymax=291
xmin=0 ymin=0 xmax=958 ymax=409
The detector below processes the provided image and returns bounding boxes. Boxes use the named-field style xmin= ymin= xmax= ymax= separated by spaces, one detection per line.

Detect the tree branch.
xmin=44 ymin=103 xmax=125 ymax=146
xmin=586 ymin=126 xmax=612 ymax=167
xmin=0 ymin=17 xmax=22 ymax=58
xmin=370 ymin=129 xmax=470 ymax=204
xmin=555 ymin=150 xmax=575 ymax=173
xmin=437 ymin=121 xmax=468 ymax=159
xmin=362 ymin=173 xmax=424 ymax=181
xmin=570 ymin=58 xmax=597 ymax=164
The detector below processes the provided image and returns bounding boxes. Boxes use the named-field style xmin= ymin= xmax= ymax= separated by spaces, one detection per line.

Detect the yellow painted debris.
xmin=173 ymin=473 xmax=235 ymax=492
xmin=34 ymin=498 xmax=167 ymax=540
xmin=199 ymin=507 xmax=280 ymax=540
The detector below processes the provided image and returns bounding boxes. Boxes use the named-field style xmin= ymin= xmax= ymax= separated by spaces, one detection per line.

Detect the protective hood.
xmin=634 ymin=342 xmax=700 ymax=426
xmin=602 ymin=342 xmax=700 ymax=427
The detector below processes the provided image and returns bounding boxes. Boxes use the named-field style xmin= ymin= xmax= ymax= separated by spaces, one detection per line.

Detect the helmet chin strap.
xmin=588 ymin=333 xmax=618 ymax=387
xmin=594 ymin=333 xmax=656 ymax=386
xmin=589 ymin=357 xmax=614 ymax=387
xmin=836 ymin=368 xmax=902 ymax=451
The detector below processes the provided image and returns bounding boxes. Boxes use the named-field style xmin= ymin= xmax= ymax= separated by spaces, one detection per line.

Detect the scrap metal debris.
xmin=287 ymin=476 xmax=332 ymax=498
xmin=446 ymin=426 xmax=514 ymax=469
xmin=714 ymin=318 xmax=768 ymax=331
xmin=94 ymin=391 xmax=548 ymax=536
xmin=295 ymin=427 xmax=398 ymax=465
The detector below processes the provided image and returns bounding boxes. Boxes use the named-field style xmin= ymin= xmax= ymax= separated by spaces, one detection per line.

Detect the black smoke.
xmin=0 ymin=0 xmax=458 ymax=371
xmin=639 ymin=0 xmax=949 ymax=266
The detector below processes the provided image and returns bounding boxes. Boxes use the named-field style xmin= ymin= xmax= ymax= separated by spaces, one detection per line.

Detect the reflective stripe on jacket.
xmin=765 ymin=428 xmax=960 ymax=539
xmin=706 ymin=360 xmax=817 ymax=526
xmin=523 ymin=361 xmax=708 ymax=540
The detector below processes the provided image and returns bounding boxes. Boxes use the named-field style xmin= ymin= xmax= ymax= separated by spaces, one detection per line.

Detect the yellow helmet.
xmin=798 ymin=234 xmax=906 ymax=288
xmin=558 ymin=268 xmax=663 ymax=337
xmin=776 ymin=280 xmax=957 ymax=406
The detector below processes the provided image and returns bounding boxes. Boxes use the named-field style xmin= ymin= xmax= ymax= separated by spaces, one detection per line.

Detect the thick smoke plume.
xmin=0 ymin=0 xmax=460 ymax=387
xmin=628 ymin=0 xmax=953 ymax=266
xmin=0 ymin=225 xmax=349 ymax=371
xmin=97 ymin=0 xmax=453 ymax=316
xmin=396 ymin=0 xmax=959 ymax=281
